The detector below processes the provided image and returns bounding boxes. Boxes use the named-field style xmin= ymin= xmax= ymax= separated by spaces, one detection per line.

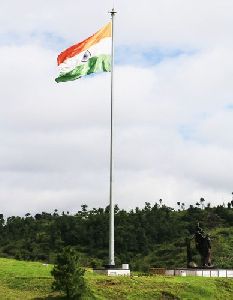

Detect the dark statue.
xmin=186 ymin=223 xmax=212 ymax=268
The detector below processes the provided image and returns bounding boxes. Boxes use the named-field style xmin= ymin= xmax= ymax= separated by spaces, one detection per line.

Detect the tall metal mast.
xmin=109 ymin=7 xmax=116 ymax=267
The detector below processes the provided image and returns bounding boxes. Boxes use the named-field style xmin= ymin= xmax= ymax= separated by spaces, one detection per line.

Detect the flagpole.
xmin=109 ymin=7 xmax=116 ymax=267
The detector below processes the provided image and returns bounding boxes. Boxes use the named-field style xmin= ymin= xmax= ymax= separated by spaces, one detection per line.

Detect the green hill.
xmin=1 ymin=204 xmax=233 ymax=270
xmin=1 ymin=204 xmax=233 ymax=298
xmin=1 ymin=258 xmax=233 ymax=299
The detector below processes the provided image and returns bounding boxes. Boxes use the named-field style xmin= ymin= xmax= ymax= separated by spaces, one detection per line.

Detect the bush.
xmin=51 ymin=246 xmax=86 ymax=299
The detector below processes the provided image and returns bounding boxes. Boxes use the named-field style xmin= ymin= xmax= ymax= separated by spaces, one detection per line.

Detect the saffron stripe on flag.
xmin=57 ymin=22 xmax=111 ymax=65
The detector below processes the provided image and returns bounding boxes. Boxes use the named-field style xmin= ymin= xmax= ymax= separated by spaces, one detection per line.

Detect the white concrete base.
xmin=94 ymin=268 xmax=130 ymax=276
xmin=165 ymin=269 xmax=233 ymax=278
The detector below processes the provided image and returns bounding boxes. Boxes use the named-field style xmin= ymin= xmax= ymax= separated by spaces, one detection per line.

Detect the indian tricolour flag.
xmin=55 ymin=22 xmax=112 ymax=83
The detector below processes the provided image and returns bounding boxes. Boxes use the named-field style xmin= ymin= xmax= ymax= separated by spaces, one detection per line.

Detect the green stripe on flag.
xmin=55 ymin=54 xmax=111 ymax=83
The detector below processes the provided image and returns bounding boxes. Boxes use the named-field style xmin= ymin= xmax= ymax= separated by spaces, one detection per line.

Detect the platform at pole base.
xmin=104 ymin=264 xmax=116 ymax=269
xmin=94 ymin=264 xmax=130 ymax=276
xmin=152 ymin=268 xmax=233 ymax=278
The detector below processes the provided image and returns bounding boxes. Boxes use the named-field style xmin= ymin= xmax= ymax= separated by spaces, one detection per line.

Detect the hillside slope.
xmin=1 ymin=258 xmax=233 ymax=299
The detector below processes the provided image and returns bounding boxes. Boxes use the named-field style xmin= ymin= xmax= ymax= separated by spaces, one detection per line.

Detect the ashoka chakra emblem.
xmin=81 ymin=50 xmax=91 ymax=62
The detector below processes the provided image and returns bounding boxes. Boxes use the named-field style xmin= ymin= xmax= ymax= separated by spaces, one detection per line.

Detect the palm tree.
xmin=200 ymin=197 xmax=205 ymax=209
xmin=181 ymin=203 xmax=185 ymax=210
xmin=159 ymin=199 xmax=163 ymax=207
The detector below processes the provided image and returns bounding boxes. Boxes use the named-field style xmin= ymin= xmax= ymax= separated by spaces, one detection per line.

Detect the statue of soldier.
xmin=194 ymin=223 xmax=212 ymax=267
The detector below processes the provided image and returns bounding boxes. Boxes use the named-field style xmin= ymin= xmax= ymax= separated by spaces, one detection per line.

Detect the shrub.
xmin=51 ymin=246 xmax=86 ymax=299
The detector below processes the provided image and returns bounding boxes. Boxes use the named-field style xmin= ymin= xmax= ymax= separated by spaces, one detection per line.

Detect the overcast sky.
xmin=1 ymin=0 xmax=233 ymax=216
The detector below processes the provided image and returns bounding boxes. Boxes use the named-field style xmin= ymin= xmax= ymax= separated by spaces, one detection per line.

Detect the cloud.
xmin=0 ymin=1 xmax=233 ymax=216
xmin=1 ymin=0 xmax=233 ymax=50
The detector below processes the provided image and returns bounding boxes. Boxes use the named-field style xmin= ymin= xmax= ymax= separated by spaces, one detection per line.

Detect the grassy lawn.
xmin=0 ymin=258 xmax=61 ymax=299
xmin=1 ymin=258 xmax=233 ymax=299
xmin=86 ymin=271 xmax=233 ymax=300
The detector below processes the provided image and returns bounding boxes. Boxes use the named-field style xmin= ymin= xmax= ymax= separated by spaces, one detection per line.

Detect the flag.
xmin=55 ymin=22 xmax=112 ymax=83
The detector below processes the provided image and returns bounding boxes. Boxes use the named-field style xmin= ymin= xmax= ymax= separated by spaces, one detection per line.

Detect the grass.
xmin=1 ymin=258 xmax=233 ymax=299
xmin=0 ymin=258 xmax=61 ymax=299
xmin=86 ymin=272 xmax=233 ymax=300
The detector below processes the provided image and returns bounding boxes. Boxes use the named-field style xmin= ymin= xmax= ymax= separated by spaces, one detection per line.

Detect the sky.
xmin=0 ymin=0 xmax=233 ymax=216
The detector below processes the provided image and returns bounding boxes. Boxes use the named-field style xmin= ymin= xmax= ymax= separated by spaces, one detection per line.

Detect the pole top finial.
xmin=109 ymin=8 xmax=117 ymax=16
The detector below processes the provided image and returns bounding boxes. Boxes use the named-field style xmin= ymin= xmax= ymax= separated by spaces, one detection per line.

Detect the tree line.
xmin=1 ymin=200 xmax=233 ymax=269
